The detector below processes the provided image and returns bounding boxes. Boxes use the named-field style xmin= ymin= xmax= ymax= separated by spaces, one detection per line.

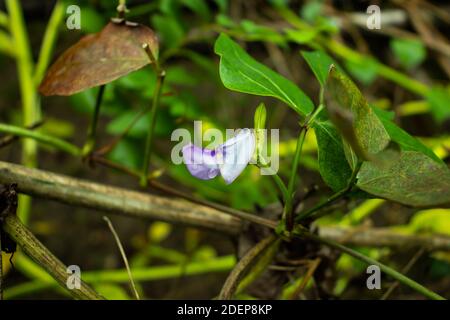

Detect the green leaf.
xmin=254 ymin=102 xmax=267 ymax=130
xmin=426 ymin=86 xmax=450 ymax=124
xmin=214 ymin=33 xmax=314 ymax=116
xmin=390 ymin=38 xmax=426 ymax=70
xmin=325 ymin=66 xmax=390 ymax=160
xmin=301 ymin=50 xmax=337 ymax=87
xmin=254 ymin=103 xmax=267 ymax=165
xmin=342 ymin=139 xmax=358 ymax=171
xmin=314 ymin=121 xmax=352 ymax=191
xmin=374 ymin=107 xmax=442 ymax=163
xmin=357 ymin=151 xmax=450 ymax=208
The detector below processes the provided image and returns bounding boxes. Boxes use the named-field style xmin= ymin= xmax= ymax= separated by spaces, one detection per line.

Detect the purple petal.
xmin=218 ymin=129 xmax=255 ymax=184
xmin=182 ymin=143 xmax=220 ymax=180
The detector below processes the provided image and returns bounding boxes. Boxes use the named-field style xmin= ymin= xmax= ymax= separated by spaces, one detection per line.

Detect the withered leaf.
xmin=357 ymin=151 xmax=450 ymax=208
xmin=325 ymin=65 xmax=390 ymax=161
xmin=39 ymin=22 xmax=158 ymax=96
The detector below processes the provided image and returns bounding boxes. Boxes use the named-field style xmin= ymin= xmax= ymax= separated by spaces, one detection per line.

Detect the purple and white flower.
xmin=182 ymin=128 xmax=255 ymax=184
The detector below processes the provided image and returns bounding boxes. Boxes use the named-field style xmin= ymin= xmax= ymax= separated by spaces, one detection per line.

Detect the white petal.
xmin=218 ymin=129 xmax=255 ymax=184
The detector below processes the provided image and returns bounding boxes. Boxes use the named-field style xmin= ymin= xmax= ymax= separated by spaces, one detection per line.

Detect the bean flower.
xmin=182 ymin=129 xmax=255 ymax=184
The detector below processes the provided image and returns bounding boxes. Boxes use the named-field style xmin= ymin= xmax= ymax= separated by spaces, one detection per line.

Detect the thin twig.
xmin=219 ymin=235 xmax=277 ymax=300
xmin=103 ymin=216 xmax=140 ymax=300
xmin=381 ymin=247 xmax=426 ymax=300
xmin=140 ymin=43 xmax=166 ymax=187
xmin=91 ymin=155 xmax=277 ymax=230
xmin=94 ymin=105 xmax=150 ymax=156
xmin=296 ymin=161 xmax=362 ymax=221
xmin=0 ymin=161 xmax=242 ymax=234
xmin=1 ymin=161 xmax=450 ymax=250
xmin=283 ymin=126 xmax=308 ymax=231
xmin=82 ymin=85 xmax=105 ymax=157
xmin=288 ymin=257 xmax=321 ymax=300
xmin=300 ymin=229 xmax=445 ymax=300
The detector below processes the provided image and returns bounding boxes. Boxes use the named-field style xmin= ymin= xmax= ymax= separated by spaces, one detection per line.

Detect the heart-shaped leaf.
xmin=39 ymin=22 xmax=159 ymax=96
xmin=214 ymin=33 xmax=314 ymax=116
xmin=357 ymin=151 xmax=450 ymax=208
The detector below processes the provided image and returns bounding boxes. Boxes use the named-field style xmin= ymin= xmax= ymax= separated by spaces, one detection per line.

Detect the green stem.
xmin=0 ymin=31 xmax=15 ymax=57
xmin=117 ymin=0 xmax=128 ymax=20
xmin=253 ymin=164 xmax=288 ymax=203
xmin=0 ymin=10 xmax=8 ymax=28
xmin=277 ymin=7 xmax=429 ymax=97
xmin=302 ymin=230 xmax=445 ymax=300
xmin=5 ymin=254 xmax=235 ymax=299
xmin=297 ymin=188 xmax=347 ymax=221
xmin=282 ymin=127 xmax=308 ymax=231
xmin=7 ymin=0 xmax=39 ymax=225
xmin=271 ymin=173 xmax=289 ymax=203
xmin=140 ymin=46 xmax=165 ymax=187
xmin=296 ymin=161 xmax=361 ymax=221
xmin=103 ymin=216 xmax=140 ymax=300
xmin=0 ymin=123 xmax=81 ymax=156
xmin=33 ymin=1 xmax=65 ymax=86
xmin=82 ymin=85 xmax=105 ymax=157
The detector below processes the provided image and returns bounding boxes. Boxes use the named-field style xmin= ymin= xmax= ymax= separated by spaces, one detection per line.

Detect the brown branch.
xmin=0 ymin=184 xmax=103 ymax=300
xmin=2 ymin=214 xmax=104 ymax=300
xmin=318 ymin=227 xmax=450 ymax=251
xmin=91 ymin=155 xmax=277 ymax=230
xmin=0 ymin=161 xmax=242 ymax=235
xmin=1 ymin=161 xmax=450 ymax=251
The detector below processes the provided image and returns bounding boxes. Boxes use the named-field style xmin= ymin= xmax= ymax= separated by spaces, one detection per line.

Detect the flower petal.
xmin=182 ymin=143 xmax=220 ymax=180
xmin=218 ymin=129 xmax=255 ymax=184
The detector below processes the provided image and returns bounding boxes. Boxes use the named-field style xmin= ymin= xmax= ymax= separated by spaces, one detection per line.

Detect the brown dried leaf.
xmin=39 ymin=22 xmax=158 ymax=96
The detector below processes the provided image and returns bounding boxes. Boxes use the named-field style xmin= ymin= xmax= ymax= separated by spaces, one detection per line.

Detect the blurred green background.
xmin=0 ymin=0 xmax=449 ymax=299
